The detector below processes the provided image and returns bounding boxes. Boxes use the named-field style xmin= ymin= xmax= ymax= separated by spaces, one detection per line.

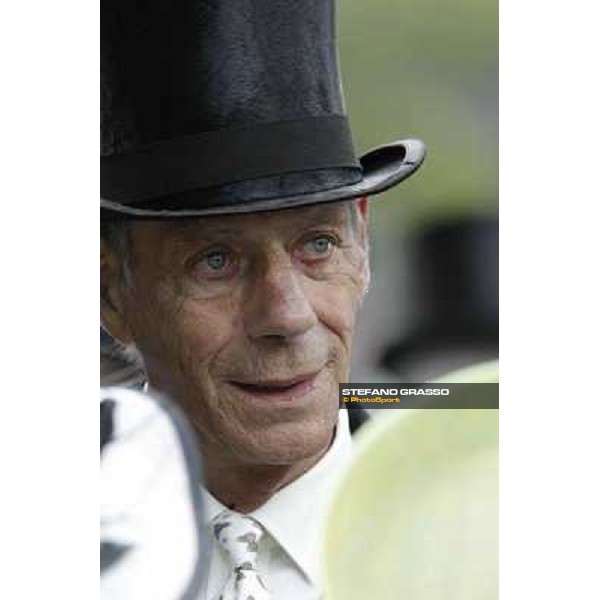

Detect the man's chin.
xmin=225 ymin=414 xmax=339 ymax=467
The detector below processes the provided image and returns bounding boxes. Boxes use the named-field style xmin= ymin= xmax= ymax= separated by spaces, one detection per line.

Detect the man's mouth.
xmin=227 ymin=372 xmax=320 ymax=402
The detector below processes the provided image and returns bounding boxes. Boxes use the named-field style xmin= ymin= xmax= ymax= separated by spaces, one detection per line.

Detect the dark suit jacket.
xmin=347 ymin=406 xmax=370 ymax=435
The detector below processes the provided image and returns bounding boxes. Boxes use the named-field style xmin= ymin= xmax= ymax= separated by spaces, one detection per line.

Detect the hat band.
xmin=101 ymin=116 xmax=360 ymax=204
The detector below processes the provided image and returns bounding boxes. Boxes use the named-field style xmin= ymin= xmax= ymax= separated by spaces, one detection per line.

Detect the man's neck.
xmin=202 ymin=435 xmax=334 ymax=513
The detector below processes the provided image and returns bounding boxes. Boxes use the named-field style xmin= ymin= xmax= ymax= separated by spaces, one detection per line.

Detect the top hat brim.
xmin=100 ymin=138 xmax=426 ymax=218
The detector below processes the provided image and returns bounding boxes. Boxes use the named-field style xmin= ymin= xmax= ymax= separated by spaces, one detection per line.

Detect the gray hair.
xmin=101 ymin=218 xmax=144 ymax=376
xmin=101 ymin=218 xmax=133 ymax=285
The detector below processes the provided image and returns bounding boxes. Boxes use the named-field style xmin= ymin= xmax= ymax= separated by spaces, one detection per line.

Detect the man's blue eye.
xmin=203 ymin=251 xmax=228 ymax=271
xmin=310 ymin=236 xmax=332 ymax=254
xmin=190 ymin=248 xmax=238 ymax=281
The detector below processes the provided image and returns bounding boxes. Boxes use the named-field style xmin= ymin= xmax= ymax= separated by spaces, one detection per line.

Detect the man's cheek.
xmin=171 ymin=306 xmax=238 ymax=369
xmin=332 ymin=267 xmax=368 ymax=309
xmin=314 ymin=284 xmax=361 ymax=342
xmin=126 ymin=292 xmax=186 ymax=367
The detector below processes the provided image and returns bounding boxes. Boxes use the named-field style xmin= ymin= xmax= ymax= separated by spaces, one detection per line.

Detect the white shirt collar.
xmin=202 ymin=409 xmax=352 ymax=585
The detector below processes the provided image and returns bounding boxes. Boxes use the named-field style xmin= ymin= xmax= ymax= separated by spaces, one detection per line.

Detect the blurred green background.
xmin=340 ymin=0 xmax=498 ymax=382
xmin=339 ymin=0 xmax=498 ymax=233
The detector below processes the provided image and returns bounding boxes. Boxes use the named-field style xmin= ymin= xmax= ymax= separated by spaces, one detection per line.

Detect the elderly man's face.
xmin=102 ymin=200 xmax=369 ymax=467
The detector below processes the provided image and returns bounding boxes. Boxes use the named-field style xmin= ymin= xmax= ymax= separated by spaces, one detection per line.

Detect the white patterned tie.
xmin=212 ymin=510 xmax=271 ymax=600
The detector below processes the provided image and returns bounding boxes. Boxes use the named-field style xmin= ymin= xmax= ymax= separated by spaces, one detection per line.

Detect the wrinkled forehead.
xmin=130 ymin=200 xmax=355 ymax=248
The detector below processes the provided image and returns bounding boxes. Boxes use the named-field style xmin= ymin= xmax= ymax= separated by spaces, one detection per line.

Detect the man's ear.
xmin=100 ymin=240 xmax=134 ymax=344
xmin=355 ymin=196 xmax=371 ymax=299
xmin=357 ymin=196 xmax=369 ymax=221
xmin=356 ymin=196 xmax=370 ymax=246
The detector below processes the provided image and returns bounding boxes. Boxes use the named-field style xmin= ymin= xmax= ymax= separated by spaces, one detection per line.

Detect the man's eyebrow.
xmin=164 ymin=219 xmax=239 ymax=238
xmin=161 ymin=202 xmax=352 ymax=240
xmin=306 ymin=204 xmax=358 ymax=236
xmin=290 ymin=203 xmax=351 ymax=226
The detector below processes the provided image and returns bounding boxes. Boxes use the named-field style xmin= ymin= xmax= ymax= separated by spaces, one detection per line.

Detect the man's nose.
xmin=244 ymin=258 xmax=318 ymax=340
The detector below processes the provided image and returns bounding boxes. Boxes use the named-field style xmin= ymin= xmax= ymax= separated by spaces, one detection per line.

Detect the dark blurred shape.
xmin=381 ymin=217 xmax=498 ymax=381
xmin=100 ymin=398 xmax=115 ymax=453
xmin=346 ymin=404 xmax=371 ymax=434
xmin=100 ymin=328 xmax=146 ymax=388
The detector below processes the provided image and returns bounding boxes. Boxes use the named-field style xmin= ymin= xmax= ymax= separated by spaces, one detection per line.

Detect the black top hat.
xmin=101 ymin=0 xmax=425 ymax=217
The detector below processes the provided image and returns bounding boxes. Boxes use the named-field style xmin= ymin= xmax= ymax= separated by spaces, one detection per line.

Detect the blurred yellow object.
xmin=323 ymin=399 xmax=498 ymax=598
xmin=434 ymin=359 xmax=499 ymax=384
